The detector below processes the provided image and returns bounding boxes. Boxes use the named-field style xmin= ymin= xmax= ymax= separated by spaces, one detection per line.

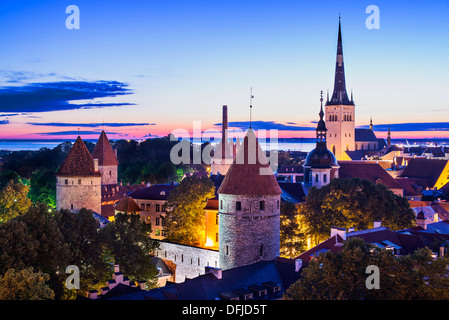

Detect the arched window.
xmin=323 ymin=174 xmax=327 ymax=182
xmin=335 ymin=115 xmax=337 ymax=121
xmin=315 ymin=174 xmax=319 ymax=183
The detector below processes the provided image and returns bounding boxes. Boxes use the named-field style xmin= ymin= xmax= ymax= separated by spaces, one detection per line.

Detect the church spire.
xmin=327 ymin=17 xmax=354 ymax=106
xmin=316 ymin=91 xmax=327 ymax=149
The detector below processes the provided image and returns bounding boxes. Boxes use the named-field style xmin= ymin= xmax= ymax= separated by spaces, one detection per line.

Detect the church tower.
xmin=303 ymin=92 xmax=339 ymax=188
xmin=91 ymin=130 xmax=119 ymax=186
xmin=325 ymin=18 xmax=355 ymax=160
xmin=56 ymin=136 xmax=102 ymax=213
xmin=218 ymin=128 xmax=282 ymax=270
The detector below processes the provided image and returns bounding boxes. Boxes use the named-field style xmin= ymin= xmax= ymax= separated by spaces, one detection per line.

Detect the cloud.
xmin=0 ymin=80 xmax=134 ymax=113
xmin=0 ymin=113 xmax=20 ymax=117
xmin=215 ymin=121 xmax=315 ymax=132
xmin=27 ymin=122 xmax=154 ymax=128
xmin=0 ymin=119 xmax=9 ymax=125
xmin=38 ymin=130 xmax=118 ymax=136
xmin=360 ymin=122 xmax=449 ymax=132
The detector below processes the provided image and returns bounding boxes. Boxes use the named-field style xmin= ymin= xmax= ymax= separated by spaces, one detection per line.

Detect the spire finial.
xmin=319 ymin=90 xmax=324 ymax=120
xmin=249 ymin=87 xmax=254 ymax=129
xmin=370 ymin=117 xmax=373 ymax=130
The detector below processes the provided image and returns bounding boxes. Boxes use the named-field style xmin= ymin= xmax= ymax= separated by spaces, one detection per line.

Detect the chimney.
xmin=330 ymin=227 xmax=346 ymax=241
xmin=373 ymin=220 xmax=382 ymax=228
xmin=222 ymin=105 xmax=228 ymax=141
xmin=87 ymin=290 xmax=98 ymax=300
xmin=294 ymin=259 xmax=303 ymax=272
xmin=114 ymin=264 xmax=120 ymax=273
xmin=440 ymin=246 xmax=445 ymax=257
xmin=205 ymin=266 xmax=222 ymax=279
xmin=93 ymin=158 xmax=99 ymax=172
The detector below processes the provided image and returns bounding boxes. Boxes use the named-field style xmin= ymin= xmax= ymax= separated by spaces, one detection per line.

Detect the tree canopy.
xmin=164 ymin=175 xmax=216 ymax=247
xmin=299 ymin=178 xmax=415 ymax=243
xmin=285 ymin=237 xmax=449 ymax=300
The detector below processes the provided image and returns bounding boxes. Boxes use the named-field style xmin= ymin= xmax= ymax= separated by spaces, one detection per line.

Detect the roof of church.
xmin=355 ymin=128 xmax=378 ymax=142
xmin=218 ymin=128 xmax=282 ymax=196
xmin=57 ymin=136 xmax=101 ymax=177
xmin=326 ymin=19 xmax=354 ymax=106
xmin=91 ymin=130 xmax=119 ymax=166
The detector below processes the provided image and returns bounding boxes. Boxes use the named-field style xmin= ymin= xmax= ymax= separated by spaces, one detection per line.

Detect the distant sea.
xmin=0 ymin=138 xmax=448 ymax=153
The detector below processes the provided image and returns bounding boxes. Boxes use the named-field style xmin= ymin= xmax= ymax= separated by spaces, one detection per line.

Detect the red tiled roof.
xmin=218 ymin=129 xmax=281 ymax=196
xmin=91 ymin=131 xmax=119 ymax=166
xmin=113 ymin=195 xmax=141 ymax=213
xmin=57 ymin=136 xmax=101 ymax=177
xmin=294 ymin=235 xmax=345 ymax=267
xmin=338 ymin=161 xmax=402 ymax=190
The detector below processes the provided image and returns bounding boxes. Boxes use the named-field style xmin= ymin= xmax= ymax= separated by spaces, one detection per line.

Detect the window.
xmin=236 ymin=201 xmax=241 ymax=211
xmin=277 ymin=200 xmax=280 ymax=210
xmin=216 ymin=233 xmax=219 ymax=242
xmin=226 ymin=245 xmax=229 ymax=255
xmin=161 ymin=218 xmax=166 ymax=226
xmin=78 ymin=179 xmax=81 ymax=185
xmin=315 ymin=174 xmax=319 ymax=183
xmin=260 ymin=201 xmax=265 ymax=211
xmin=220 ymin=200 xmax=223 ymax=210
xmin=259 ymin=244 xmax=264 ymax=256
xmin=323 ymin=174 xmax=327 ymax=183
xmin=146 ymin=203 xmax=150 ymax=211
xmin=215 ymin=213 xmax=219 ymax=225
xmin=162 ymin=204 xmax=166 ymax=212
xmin=155 ymin=217 xmax=160 ymax=226
xmin=65 ymin=179 xmax=68 ymax=185
xmin=141 ymin=204 xmax=145 ymax=211
xmin=155 ymin=204 xmax=160 ymax=212
xmin=109 ymin=171 xmax=112 ymax=176
xmin=71 ymin=203 xmax=73 ymax=210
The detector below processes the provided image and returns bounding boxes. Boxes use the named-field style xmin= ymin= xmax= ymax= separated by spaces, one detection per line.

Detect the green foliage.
xmin=100 ymin=212 xmax=160 ymax=289
xmin=28 ymin=168 xmax=56 ymax=207
xmin=0 ymin=267 xmax=54 ymax=300
xmin=300 ymin=178 xmax=415 ymax=243
xmin=280 ymin=201 xmax=306 ymax=258
xmin=285 ymin=237 xmax=449 ymax=300
xmin=0 ymin=180 xmax=32 ymax=223
xmin=164 ymin=175 xmax=216 ymax=247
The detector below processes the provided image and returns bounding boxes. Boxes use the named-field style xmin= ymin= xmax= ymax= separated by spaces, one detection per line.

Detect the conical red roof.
xmin=113 ymin=196 xmax=141 ymax=213
xmin=91 ymin=131 xmax=119 ymax=166
xmin=218 ymin=129 xmax=281 ymax=196
xmin=57 ymin=136 xmax=101 ymax=177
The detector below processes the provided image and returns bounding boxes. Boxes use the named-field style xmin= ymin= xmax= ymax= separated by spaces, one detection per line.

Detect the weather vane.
xmin=249 ymin=87 xmax=254 ymax=129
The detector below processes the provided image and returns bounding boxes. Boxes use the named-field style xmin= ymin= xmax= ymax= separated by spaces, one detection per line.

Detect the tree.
xmin=280 ymin=200 xmax=306 ymax=258
xmin=299 ymin=178 xmax=415 ymax=243
xmin=100 ymin=212 xmax=160 ymax=289
xmin=285 ymin=237 xmax=449 ymax=300
xmin=0 ymin=267 xmax=54 ymax=300
xmin=0 ymin=180 xmax=32 ymax=223
xmin=164 ymin=175 xmax=216 ymax=247
xmin=28 ymin=168 xmax=56 ymax=207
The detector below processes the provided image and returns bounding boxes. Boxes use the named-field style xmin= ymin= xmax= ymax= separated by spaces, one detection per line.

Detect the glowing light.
xmin=205 ymin=238 xmax=214 ymax=247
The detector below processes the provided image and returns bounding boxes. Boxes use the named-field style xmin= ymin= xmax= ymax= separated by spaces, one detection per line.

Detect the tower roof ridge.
xmin=218 ymin=128 xmax=281 ymax=196
xmin=57 ymin=136 xmax=101 ymax=177
xmin=91 ymin=130 xmax=119 ymax=166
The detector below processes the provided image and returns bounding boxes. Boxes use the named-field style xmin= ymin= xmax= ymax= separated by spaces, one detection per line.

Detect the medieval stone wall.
xmin=56 ymin=176 xmax=102 ymax=214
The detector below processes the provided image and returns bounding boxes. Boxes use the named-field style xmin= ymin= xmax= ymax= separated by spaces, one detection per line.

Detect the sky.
xmin=0 ymin=0 xmax=448 ymax=140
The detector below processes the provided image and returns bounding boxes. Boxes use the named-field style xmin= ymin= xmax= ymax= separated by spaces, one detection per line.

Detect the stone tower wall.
xmin=218 ymin=194 xmax=280 ymax=270
xmin=56 ymin=176 xmax=102 ymax=213
xmin=98 ymin=164 xmax=118 ymax=186
xmin=325 ymin=104 xmax=355 ymax=160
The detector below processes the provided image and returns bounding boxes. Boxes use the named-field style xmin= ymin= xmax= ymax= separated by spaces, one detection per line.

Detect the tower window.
xmin=71 ymin=203 xmax=73 ymax=210
xmin=259 ymin=244 xmax=264 ymax=257
xmin=226 ymin=245 xmax=229 ymax=256
xmin=277 ymin=200 xmax=280 ymax=209
xmin=109 ymin=171 xmax=112 ymax=176
xmin=323 ymin=174 xmax=327 ymax=183
xmin=78 ymin=179 xmax=81 ymax=185
xmin=65 ymin=179 xmax=68 ymax=185
xmin=315 ymin=174 xmax=319 ymax=183
xmin=220 ymin=200 xmax=223 ymax=210
xmin=260 ymin=201 xmax=265 ymax=211
xmin=236 ymin=201 xmax=241 ymax=211
xmin=216 ymin=213 xmax=219 ymax=225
